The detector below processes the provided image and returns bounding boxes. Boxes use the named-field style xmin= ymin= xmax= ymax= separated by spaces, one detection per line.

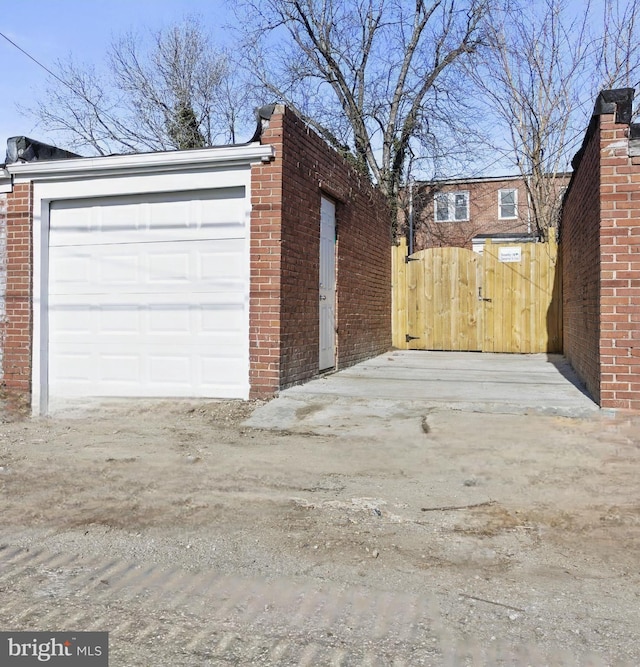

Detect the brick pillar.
xmin=599 ymin=110 xmax=640 ymax=410
xmin=2 ymin=182 xmax=33 ymax=396
xmin=0 ymin=194 xmax=6 ymax=383
xmin=249 ymin=109 xmax=284 ymax=398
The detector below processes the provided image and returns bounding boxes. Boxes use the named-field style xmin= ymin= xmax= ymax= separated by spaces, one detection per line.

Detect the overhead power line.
xmin=0 ymin=29 xmax=104 ymax=126
xmin=0 ymin=30 xmax=73 ymax=91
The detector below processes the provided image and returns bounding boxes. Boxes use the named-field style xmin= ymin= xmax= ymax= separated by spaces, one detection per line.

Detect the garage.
xmin=48 ymin=189 xmax=248 ymax=399
xmin=6 ymin=143 xmax=272 ymax=413
xmin=2 ymin=106 xmax=392 ymax=415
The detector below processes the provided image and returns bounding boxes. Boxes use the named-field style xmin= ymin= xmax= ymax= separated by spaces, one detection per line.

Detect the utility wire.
xmin=0 ymin=29 xmax=139 ymax=154
xmin=0 ymin=30 xmax=75 ymax=92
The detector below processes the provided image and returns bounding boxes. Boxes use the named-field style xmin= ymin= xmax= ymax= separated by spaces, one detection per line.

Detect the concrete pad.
xmin=245 ymin=351 xmax=599 ymax=432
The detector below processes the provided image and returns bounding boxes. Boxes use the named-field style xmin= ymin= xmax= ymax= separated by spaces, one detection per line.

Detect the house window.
xmin=499 ymin=189 xmax=518 ymax=219
xmin=434 ymin=191 xmax=469 ymax=222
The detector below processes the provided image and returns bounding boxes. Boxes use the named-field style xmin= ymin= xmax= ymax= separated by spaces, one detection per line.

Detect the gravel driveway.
xmin=0 ymin=395 xmax=638 ymax=665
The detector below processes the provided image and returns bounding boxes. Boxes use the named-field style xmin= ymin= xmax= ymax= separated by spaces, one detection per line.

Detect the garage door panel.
xmin=200 ymin=356 xmax=248 ymax=387
xmin=147 ymin=253 xmax=190 ymax=283
xmin=49 ymin=239 xmax=246 ymax=294
xmin=100 ymin=354 xmax=141 ymax=382
xmin=148 ymin=304 xmax=190 ymax=334
xmin=100 ymin=306 xmax=141 ymax=334
xmin=49 ymin=302 xmax=245 ymax=344
xmin=50 ymin=188 xmax=246 ymax=246
xmin=148 ymin=355 xmax=191 ymax=384
xmin=51 ymin=345 xmax=246 ymax=397
xmin=51 ymin=353 xmax=93 ymax=381
xmin=50 ymin=221 xmax=246 ymax=246
xmin=48 ymin=190 xmax=249 ymax=399
xmin=200 ymin=306 xmax=244 ymax=333
xmin=98 ymin=255 xmax=140 ymax=285
xmin=199 ymin=251 xmax=247 ymax=280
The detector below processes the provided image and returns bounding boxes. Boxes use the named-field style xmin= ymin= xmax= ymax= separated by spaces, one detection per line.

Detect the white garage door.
xmin=48 ymin=188 xmax=249 ymax=399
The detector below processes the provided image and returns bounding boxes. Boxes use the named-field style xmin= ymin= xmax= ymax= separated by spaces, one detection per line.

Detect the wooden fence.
xmin=392 ymin=238 xmax=562 ymax=353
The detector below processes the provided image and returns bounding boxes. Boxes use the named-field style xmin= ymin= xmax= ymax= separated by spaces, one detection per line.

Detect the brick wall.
xmin=249 ymin=112 xmax=285 ymax=397
xmin=561 ymin=114 xmax=602 ymax=401
xmin=1 ymin=183 xmax=32 ymax=394
xmin=599 ymin=105 xmax=640 ymax=410
xmin=561 ymin=89 xmax=640 ymax=410
xmin=0 ymin=194 xmax=6 ymax=381
xmin=250 ymin=105 xmax=392 ymax=396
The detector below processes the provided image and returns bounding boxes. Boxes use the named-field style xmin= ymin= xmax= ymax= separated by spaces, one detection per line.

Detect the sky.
xmin=0 ymin=0 xmax=624 ymax=175
xmin=0 ymin=0 xmax=237 ymax=155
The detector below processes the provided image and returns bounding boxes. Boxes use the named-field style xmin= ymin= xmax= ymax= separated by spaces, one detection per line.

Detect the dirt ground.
xmin=0 ymin=398 xmax=639 ymax=665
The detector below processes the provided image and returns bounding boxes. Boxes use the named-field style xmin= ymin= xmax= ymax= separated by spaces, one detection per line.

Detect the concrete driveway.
xmin=246 ymin=351 xmax=599 ymax=431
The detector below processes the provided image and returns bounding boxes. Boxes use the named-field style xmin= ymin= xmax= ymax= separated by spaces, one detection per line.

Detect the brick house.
xmin=561 ymin=88 xmax=640 ymax=411
xmin=0 ymin=104 xmax=392 ymax=414
xmin=404 ymin=173 xmax=570 ymax=252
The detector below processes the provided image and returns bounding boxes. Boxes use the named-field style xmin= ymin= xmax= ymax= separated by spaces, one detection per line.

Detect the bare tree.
xmin=600 ymin=0 xmax=640 ymax=94
xmin=234 ymin=0 xmax=493 ymax=202
xmin=469 ymin=0 xmax=640 ymax=240
xmin=31 ymin=18 xmax=252 ymax=155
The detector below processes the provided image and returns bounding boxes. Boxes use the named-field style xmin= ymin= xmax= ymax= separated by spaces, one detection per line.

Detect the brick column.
xmin=249 ymin=110 xmax=284 ymax=398
xmin=599 ymin=112 xmax=640 ymax=410
xmin=2 ymin=182 xmax=33 ymax=395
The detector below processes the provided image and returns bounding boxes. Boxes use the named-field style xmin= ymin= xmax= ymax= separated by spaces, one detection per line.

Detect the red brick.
xmin=1 ymin=184 xmax=33 ymax=395
xmin=562 ymin=103 xmax=640 ymax=408
xmin=248 ymin=106 xmax=391 ymax=397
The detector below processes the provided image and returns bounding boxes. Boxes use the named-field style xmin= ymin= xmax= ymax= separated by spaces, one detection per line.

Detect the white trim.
xmin=472 ymin=239 xmax=485 ymax=254
xmin=0 ymin=169 xmax=12 ymax=193
xmin=9 ymin=143 xmax=273 ymax=181
xmin=31 ymin=162 xmax=254 ymax=415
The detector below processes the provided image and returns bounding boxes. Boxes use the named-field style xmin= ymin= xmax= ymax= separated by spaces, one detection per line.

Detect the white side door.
xmin=319 ymin=197 xmax=336 ymax=370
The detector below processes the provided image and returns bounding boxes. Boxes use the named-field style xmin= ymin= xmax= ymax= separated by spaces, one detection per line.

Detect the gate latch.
xmin=478 ymin=287 xmax=492 ymax=303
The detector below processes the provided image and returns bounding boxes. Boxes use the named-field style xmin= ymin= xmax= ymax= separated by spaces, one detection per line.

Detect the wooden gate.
xmin=392 ymin=238 xmax=562 ymax=353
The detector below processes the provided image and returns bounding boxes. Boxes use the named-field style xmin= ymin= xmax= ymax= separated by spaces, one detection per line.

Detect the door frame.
xmin=319 ymin=196 xmax=337 ymax=370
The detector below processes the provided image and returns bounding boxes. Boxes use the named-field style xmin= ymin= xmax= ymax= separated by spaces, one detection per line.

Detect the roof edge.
xmin=571 ymin=88 xmax=636 ymax=171
xmin=594 ymin=88 xmax=635 ymax=125
xmin=413 ymin=172 xmax=572 ymax=187
xmin=7 ymin=142 xmax=275 ymax=180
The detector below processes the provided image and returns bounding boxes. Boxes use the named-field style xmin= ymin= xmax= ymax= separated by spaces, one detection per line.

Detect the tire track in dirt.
xmin=0 ymin=543 xmax=444 ymax=664
xmin=0 ymin=543 xmax=617 ymax=665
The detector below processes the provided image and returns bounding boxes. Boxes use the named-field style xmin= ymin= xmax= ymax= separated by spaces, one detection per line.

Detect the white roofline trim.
xmin=7 ymin=143 xmax=274 ymax=180
xmin=0 ymin=168 xmax=11 ymax=193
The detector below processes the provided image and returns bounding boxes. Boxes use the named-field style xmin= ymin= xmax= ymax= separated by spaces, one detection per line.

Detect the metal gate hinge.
xmin=405 ymin=334 xmax=420 ymax=343
xmin=405 ymin=256 xmax=420 ymax=263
